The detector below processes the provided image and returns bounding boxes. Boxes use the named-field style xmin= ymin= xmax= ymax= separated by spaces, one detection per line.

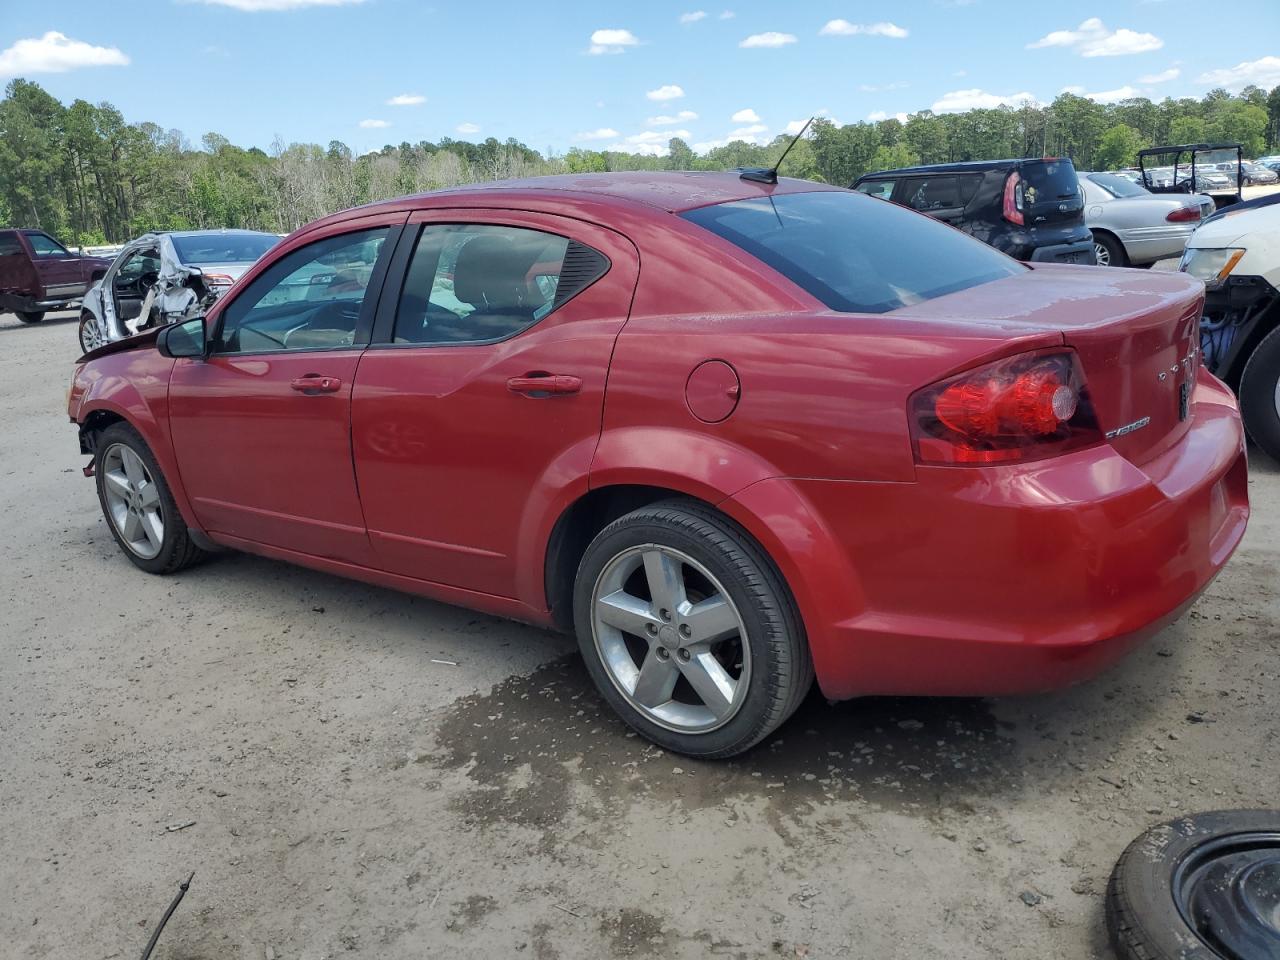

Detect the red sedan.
xmin=68 ymin=173 xmax=1250 ymax=758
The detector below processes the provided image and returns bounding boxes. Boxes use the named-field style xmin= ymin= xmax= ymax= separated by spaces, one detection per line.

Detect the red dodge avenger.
xmin=68 ymin=172 xmax=1249 ymax=758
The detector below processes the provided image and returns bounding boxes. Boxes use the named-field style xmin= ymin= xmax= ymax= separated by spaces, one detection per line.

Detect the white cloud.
xmin=191 ymin=0 xmax=366 ymax=9
xmin=1198 ymin=56 xmax=1280 ymax=91
xmin=731 ymin=107 xmax=761 ymax=123
xmin=386 ymin=93 xmax=425 ymax=106
xmin=1138 ymin=67 xmax=1179 ymax=84
xmin=782 ymin=119 xmax=808 ymax=135
xmin=624 ymin=130 xmax=691 ymax=144
xmin=719 ymin=10 xmax=735 ymax=18
xmin=1075 ymin=85 xmax=1142 ymax=103
xmin=358 ymin=118 xmax=390 ymax=129
xmin=932 ymin=88 xmax=1036 ymax=112
xmin=647 ymin=110 xmax=699 ymax=125
xmin=1028 ymin=18 xmax=1162 ymax=57
xmin=456 ymin=122 xmax=481 ymax=134
xmin=646 ymin=84 xmax=685 ymax=101
xmin=588 ymin=28 xmax=640 ymax=55
xmin=739 ymin=32 xmax=797 ymax=48
xmin=729 ymin=123 xmax=767 ymax=137
xmin=679 ymin=10 xmax=707 ymax=23
xmin=575 ymin=128 xmax=620 ymax=141
xmin=819 ymin=20 xmax=908 ymax=38
xmin=0 ymin=31 xmax=129 ymax=76
xmin=868 ymin=110 xmax=909 ymax=122
xmin=954 ymin=69 xmax=967 ymax=77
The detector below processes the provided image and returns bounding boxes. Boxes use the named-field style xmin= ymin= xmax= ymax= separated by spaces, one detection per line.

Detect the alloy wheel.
xmin=79 ymin=315 xmax=103 ymax=354
xmin=1094 ymin=241 xmax=1111 ymax=267
xmin=101 ymin=443 xmax=164 ymax=560
xmin=591 ymin=544 xmax=750 ymax=733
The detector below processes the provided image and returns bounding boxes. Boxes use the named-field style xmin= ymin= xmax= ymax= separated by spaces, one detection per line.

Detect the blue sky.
xmin=1 ymin=0 xmax=1277 ymax=156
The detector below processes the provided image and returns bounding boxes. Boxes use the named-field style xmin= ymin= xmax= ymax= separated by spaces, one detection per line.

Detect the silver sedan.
xmin=1078 ymin=172 xmax=1213 ymax=267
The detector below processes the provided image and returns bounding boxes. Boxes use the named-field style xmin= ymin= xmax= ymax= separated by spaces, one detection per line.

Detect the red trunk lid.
xmin=896 ymin=263 xmax=1205 ymax=465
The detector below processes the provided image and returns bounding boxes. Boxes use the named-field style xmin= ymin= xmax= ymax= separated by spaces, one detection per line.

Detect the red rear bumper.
xmin=726 ymin=372 xmax=1249 ymax=700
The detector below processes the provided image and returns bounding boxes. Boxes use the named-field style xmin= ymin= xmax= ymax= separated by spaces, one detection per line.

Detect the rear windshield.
xmin=681 ymin=190 xmax=1023 ymax=314
xmin=1019 ymin=160 xmax=1080 ymax=204
xmin=1087 ymin=172 xmax=1149 ymax=198
xmin=171 ymin=233 xmax=278 ymax=265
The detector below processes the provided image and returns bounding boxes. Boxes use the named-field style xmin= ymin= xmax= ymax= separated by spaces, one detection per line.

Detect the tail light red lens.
xmin=910 ymin=350 xmax=1103 ymax=465
xmin=203 ymin=273 xmax=235 ymax=286
xmin=1165 ymin=205 xmax=1201 ymax=223
xmin=1002 ymin=171 xmax=1024 ymax=225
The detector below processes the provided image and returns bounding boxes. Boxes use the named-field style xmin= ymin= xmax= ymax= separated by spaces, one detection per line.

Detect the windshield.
xmin=681 ymin=190 xmax=1024 ymax=314
xmin=1019 ymin=159 xmax=1080 ymax=204
xmin=1087 ymin=173 xmax=1149 ymax=198
xmin=171 ymin=233 xmax=278 ymax=265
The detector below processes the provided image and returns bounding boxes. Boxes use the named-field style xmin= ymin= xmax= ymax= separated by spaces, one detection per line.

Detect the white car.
xmin=78 ymin=230 xmax=278 ymax=353
xmin=1181 ymin=197 xmax=1280 ymax=460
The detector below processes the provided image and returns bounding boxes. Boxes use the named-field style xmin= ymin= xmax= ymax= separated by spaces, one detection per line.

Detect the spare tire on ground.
xmin=1107 ymin=809 xmax=1280 ymax=960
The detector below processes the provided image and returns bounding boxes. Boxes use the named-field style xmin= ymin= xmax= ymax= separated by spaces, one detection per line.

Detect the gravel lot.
xmin=2 ymin=309 xmax=1277 ymax=960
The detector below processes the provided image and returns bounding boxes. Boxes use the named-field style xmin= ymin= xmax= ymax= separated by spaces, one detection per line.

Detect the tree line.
xmin=2 ymin=78 xmax=1278 ymax=246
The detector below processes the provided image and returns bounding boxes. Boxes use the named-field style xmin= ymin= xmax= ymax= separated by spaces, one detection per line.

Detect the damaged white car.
xmin=77 ymin=230 xmax=279 ymax=353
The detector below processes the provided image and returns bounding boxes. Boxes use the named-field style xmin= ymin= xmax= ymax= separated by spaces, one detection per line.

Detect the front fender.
xmin=73 ymin=353 xmax=202 ymax=533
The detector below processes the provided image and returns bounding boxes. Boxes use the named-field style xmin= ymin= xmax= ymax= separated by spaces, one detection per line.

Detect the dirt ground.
xmin=2 ymin=310 xmax=1277 ymax=960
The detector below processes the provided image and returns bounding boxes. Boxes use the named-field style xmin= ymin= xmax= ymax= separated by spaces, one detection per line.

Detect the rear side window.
xmin=0 ymin=232 xmax=22 ymax=256
xmin=900 ymin=176 xmax=966 ymax=212
xmin=391 ymin=224 xmax=607 ymax=345
xmin=682 ymin=190 xmax=1023 ymax=314
xmin=1087 ymin=173 xmax=1148 ymax=199
xmin=854 ymin=179 xmax=894 ymax=200
xmin=1019 ymin=160 xmax=1080 ymax=205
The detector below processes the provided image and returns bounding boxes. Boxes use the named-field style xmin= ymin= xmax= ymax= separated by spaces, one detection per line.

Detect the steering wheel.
xmin=136 ymin=270 xmax=160 ymax=294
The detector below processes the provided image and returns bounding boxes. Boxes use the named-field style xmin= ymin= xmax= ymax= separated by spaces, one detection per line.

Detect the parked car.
xmin=0 ymin=228 xmax=113 ymax=323
xmin=78 ymin=229 xmax=278 ymax=353
xmin=1212 ymin=161 xmax=1278 ymax=186
xmin=852 ymin=157 xmax=1096 ymax=263
xmin=68 ymin=172 xmax=1248 ymax=757
xmin=1181 ymin=199 xmax=1280 ymax=460
xmin=1077 ymin=172 xmax=1213 ymax=267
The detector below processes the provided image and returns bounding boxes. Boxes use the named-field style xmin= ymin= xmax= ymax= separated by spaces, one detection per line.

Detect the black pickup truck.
xmin=0 ymin=228 xmax=113 ymax=323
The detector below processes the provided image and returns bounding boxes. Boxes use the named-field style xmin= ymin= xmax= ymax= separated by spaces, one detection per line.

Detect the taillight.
xmin=910 ymin=350 xmax=1102 ymax=465
xmin=203 ymin=273 xmax=235 ymax=286
xmin=1002 ymin=171 xmax=1024 ymax=225
xmin=1166 ymin=205 xmax=1201 ymax=223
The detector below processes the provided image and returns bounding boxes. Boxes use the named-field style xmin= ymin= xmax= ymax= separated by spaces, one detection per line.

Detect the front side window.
xmin=683 ymin=190 xmax=1024 ymax=314
xmin=215 ymin=228 xmax=388 ymax=354
xmin=114 ymin=250 xmax=160 ymax=286
xmin=25 ymin=232 xmax=69 ymax=257
xmin=391 ymin=224 xmax=606 ymax=345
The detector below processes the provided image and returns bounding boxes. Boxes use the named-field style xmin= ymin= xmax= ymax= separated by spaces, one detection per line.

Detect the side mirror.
xmin=157 ymin=316 xmax=207 ymax=359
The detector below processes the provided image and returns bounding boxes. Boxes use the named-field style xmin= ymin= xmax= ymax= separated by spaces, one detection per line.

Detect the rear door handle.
xmin=507 ymin=374 xmax=582 ymax=396
xmin=290 ymin=375 xmax=342 ymax=394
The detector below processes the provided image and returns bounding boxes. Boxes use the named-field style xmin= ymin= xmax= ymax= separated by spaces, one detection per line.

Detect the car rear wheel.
xmin=1092 ymin=232 xmax=1127 ymax=268
xmin=1239 ymin=324 xmax=1280 ymax=463
xmin=94 ymin=422 xmax=207 ymax=574
xmin=573 ymin=499 xmax=812 ymax=758
xmin=78 ymin=312 xmax=103 ymax=354
xmin=16 ymin=311 xmax=45 ymax=323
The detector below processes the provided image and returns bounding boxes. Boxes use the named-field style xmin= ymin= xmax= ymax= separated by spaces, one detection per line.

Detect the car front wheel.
xmin=1240 ymin=324 xmax=1280 ymax=463
xmin=16 ymin=311 xmax=45 ymax=323
xmin=78 ymin=312 xmax=103 ymax=353
xmin=573 ymin=500 xmax=812 ymax=758
xmin=94 ymin=422 xmax=207 ymax=574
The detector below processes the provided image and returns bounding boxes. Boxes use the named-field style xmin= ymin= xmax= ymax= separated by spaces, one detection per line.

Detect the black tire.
xmin=1106 ymin=809 xmax=1280 ymax=960
xmin=573 ymin=499 xmax=813 ymax=758
xmin=94 ymin=422 xmax=207 ymax=574
xmin=78 ymin=312 xmax=98 ymax=354
xmin=17 ymin=310 xmax=45 ymax=323
xmin=1239 ymin=324 xmax=1280 ymax=463
xmin=1091 ymin=231 xmax=1128 ymax=268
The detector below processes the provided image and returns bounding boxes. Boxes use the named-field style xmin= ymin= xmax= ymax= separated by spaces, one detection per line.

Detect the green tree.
xmin=1094 ymin=123 xmax=1144 ymax=170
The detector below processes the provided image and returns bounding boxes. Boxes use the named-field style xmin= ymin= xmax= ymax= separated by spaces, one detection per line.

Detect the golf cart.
xmin=1138 ymin=142 xmax=1244 ymax=210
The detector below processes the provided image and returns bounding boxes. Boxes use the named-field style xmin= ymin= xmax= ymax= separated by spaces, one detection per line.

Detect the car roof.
xmin=856 ymin=158 xmax=1066 ymax=180
xmin=303 ymin=171 xmax=845 ymax=231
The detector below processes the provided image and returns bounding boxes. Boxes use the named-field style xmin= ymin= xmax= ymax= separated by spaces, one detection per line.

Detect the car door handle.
xmin=507 ymin=374 xmax=582 ymax=396
xmin=290 ymin=375 xmax=342 ymax=394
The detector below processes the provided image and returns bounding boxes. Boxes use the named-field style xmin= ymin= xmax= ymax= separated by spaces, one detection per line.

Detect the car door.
xmin=351 ymin=210 xmax=639 ymax=599
xmin=168 ymin=214 xmax=404 ymax=563
xmin=23 ymin=231 xmax=86 ymax=300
